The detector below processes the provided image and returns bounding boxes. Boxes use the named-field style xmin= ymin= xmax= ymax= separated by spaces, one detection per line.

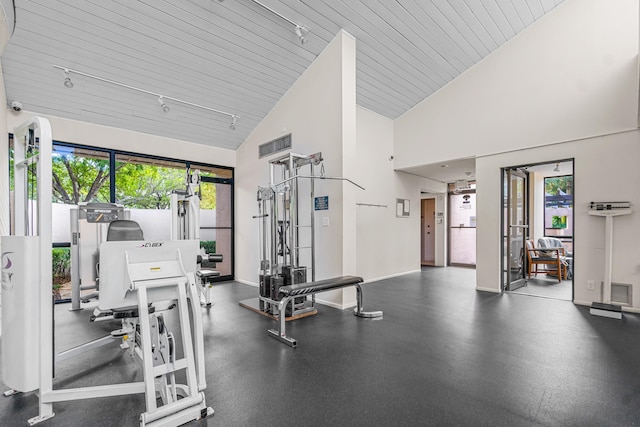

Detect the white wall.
xmin=6 ymin=112 xmax=235 ymax=167
xmin=394 ymin=0 xmax=639 ymax=169
xmin=476 ymin=130 xmax=640 ymax=310
xmin=355 ymin=106 xmax=422 ymax=280
xmin=235 ymin=31 xmax=358 ymax=308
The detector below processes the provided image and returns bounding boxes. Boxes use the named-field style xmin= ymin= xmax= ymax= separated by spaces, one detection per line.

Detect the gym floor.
xmin=1 ymin=266 xmax=639 ymax=426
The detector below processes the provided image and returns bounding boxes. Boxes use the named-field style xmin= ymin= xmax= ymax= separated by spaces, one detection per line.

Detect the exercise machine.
xmin=69 ymin=202 xmax=128 ymax=311
xmin=241 ymin=152 xmax=382 ymax=346
xmin=1 ymin=117 xmax=213 ymax=425
xmin=170 ymin=168 xmax=223 ymax=306
xmin=588 ymin=201 xmax=632 ymax=319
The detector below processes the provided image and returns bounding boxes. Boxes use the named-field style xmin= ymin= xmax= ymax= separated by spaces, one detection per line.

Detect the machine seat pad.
xmin=197 ymin=269 xmax=220 ymax=278
xmin=279 ymin=275 xmax=363 ymax=297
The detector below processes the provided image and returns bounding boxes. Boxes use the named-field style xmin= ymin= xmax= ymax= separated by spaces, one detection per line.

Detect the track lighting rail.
xmin=53 ymin=65 xmax=239 ymax=129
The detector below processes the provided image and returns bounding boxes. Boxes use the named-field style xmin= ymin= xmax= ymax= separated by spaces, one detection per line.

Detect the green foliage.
xmin=544 ymin=176 xmax=573 ymax=196
xmin=52 ymin=153 xmax=110 ymax=204
xmin=200 ymin=240 xmax=216 ymax=254
xmin=551 ymin=215 xmax=567 ymax=229
xmin=52 ymin=247 xmax=71 ymax=284
xmin=115 ymin=163 xmax=185 ymax=209
xmin=12 ymin=143 xmax=217 ymax=211
xmin=199 ymin=182 xmax=217 ymax=210
xmin=9 ymin=147 xmax=13 ymax=191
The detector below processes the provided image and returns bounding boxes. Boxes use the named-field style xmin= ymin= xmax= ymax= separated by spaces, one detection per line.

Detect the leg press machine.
xmin=1 ymin=117 xmax=213 ymax=426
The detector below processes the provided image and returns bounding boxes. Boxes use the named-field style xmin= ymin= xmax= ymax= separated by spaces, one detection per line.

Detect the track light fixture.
xmin=246 ymin=0 xmax=309 ymax=45
xmin=63 ymin=69 xmax=74 ymax=88
xmin=53 ymin=65 xmax=239 ymax=129
xmin=157 ymin=96 xmax=170 ymax=113
xmin=294 ymin=25 xmax=307 ymax=44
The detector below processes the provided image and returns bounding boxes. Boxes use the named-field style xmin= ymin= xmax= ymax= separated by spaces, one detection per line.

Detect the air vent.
xmin=259 ymin=134 xmax=292 ymax=158
xmin=611 ymin=283 xmax=632 ymax=306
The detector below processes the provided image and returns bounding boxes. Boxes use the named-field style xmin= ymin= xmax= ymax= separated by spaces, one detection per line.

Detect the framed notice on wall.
xmin=396 ymin=198 xmax=410 ymax=218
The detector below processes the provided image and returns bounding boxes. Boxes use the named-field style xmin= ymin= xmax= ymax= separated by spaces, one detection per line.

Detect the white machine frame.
xmin=170 ymin=169 xmax=201 ymax=242
xmin=588 ymin=201 xmax=632 ymax=318
xmin=69 ymin=202 xmax=129 ymax=311
xmin=170 ymin=169 xmax=222 ymax=306
xmin=1 ymin=117 xmax=213 ymax=426
xmin=246 ymin=152 xmax=381 ymax=346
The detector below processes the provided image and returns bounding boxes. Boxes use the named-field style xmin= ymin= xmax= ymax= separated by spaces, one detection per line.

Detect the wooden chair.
xmin=525 ymin=240 xmax=565 ymax=283
xmin=538 ymin=237 xmax=572 ymax=280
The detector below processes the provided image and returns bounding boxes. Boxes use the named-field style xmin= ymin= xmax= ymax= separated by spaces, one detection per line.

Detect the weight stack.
xmin=259 ymin=274 xmax=270 ymax=311
xmin=282 ymin=266 xmax=307 ymax=315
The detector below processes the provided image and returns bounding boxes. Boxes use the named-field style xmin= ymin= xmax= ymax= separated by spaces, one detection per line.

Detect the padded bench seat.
xmin=279 ymin=275 xmax=363 ymax=297
xmin=268 ymin=275 xmax=381 ymax=347
xmin=196 ymin=269 xmax=220 ymax=281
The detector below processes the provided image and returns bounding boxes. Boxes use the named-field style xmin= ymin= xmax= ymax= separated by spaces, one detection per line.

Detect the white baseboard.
xmin=315 ymin=270 xmax=421 ymax=309
xmin=236 ymin=279 xmax=258 ymax=287
xmin=364 ymin=269 xmax=421 ymax=284
xmin=314 ymin=296 xmax=356 ymax=310
xmin=573 ymin=299 xmax=591 ymax=307
xmin=575 ymin=299 xmax=640 ymax=313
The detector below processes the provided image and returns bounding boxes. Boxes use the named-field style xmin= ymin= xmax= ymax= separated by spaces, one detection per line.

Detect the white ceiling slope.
xmin=1 ymin=0 xmax=563 ymax=151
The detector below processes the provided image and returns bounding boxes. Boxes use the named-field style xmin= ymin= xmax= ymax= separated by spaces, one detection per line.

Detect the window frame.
xmin=9 ymin=136 xmax=235 ymax=281
xmin=543 ymin=174 xmax=573 ymax=238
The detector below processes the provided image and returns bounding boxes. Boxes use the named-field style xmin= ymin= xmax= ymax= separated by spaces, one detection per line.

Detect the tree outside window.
xmin=544 ymin=175 xmax=573 ymax=238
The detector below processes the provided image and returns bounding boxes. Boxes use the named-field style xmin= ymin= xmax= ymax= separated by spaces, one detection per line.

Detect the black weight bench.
xmin=268 ymin=275 xmax=383 ymax=347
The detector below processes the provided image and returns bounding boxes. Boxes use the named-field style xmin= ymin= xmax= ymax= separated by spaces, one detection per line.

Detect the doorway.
xmin=502 ymin=168 xmax=528 ymax=291
xmin=448 ymin=183 xmax=476 ymax=267
xmin=421 ymin=198 xmax=436 ymax=266
xmin=501 ymin=160 xmax=574 ymax=300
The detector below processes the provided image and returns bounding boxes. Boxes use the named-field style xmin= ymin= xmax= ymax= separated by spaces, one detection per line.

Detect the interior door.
xmin=503 ymin=168 xmax=528 ymax=291
xmin=421 ymin=198 xmax=435 ymax=265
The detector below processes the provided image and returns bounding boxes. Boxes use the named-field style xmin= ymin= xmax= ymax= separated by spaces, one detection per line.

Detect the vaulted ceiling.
xmin=1 ymin=0 xmax=563 ymax=153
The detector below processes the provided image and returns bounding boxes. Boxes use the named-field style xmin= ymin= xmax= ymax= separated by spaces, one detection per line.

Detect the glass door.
xmin=449 ymin=191 xmax=477 ymax=266
xmin=198 ymin=166 xmax=234 ymax=280
xmin=503 ymin=168 xmax=528 ymax=291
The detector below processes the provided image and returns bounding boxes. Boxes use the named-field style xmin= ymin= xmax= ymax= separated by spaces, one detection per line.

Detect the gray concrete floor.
xmin=1 ymin=266 xmax=639 ymax=426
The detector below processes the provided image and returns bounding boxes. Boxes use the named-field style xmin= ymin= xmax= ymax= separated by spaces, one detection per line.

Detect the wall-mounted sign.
xmin=314 ymin=196 xmax=329 ymax=211
xmin=396 ymin=198 xmax=410 ymax=218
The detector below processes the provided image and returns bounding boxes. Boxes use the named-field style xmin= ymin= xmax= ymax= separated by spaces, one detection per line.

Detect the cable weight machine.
xmin=256 ymin=152 xmax=321 ymax=317
xmin=243 ymin=152 xmax=365 ymax=321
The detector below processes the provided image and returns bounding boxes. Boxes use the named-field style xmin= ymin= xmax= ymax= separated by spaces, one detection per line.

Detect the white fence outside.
xmin=52 ymin=203 xmax=217 ymax=243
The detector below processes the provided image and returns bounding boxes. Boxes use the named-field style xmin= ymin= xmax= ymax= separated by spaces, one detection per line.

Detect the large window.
xmin=115 ymin=154 xmax=187 ymax=241
xmin=9 ymin=138 xmax=234 ymax=302
xmin=52 ymin=145 xmax=111 ymax=205
xmin=544 ymin=175 xmax=573 ymax=238
xmin=51 ymin=145 xmax=113 ymax=301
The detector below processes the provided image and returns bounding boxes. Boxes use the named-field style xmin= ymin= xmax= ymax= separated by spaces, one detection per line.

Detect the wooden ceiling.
xmin=1 ymin=0 xmax=563 ymax=151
